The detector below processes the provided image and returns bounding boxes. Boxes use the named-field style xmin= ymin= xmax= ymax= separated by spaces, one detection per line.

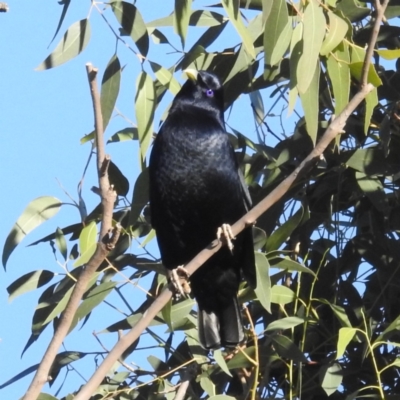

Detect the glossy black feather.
xmin=149 ymin=71 xmax=255 ymax=349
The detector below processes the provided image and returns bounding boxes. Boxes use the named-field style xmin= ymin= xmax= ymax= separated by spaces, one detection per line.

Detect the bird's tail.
xmin=198 ymin=295 xmax=244 ymax=350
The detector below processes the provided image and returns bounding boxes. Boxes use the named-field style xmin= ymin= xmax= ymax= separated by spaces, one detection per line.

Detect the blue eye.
xmin=206 ymin=89 xmax=214 ymax=97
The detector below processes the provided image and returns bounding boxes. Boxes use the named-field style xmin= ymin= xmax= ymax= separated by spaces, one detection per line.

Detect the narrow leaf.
xmin=73 ymin=220 xmax=98 ymax=267
xmin=376 ymin=48 xmax=400 ymax=60
xmin=129 ymin=168 xmax=149 ymax=226
xmin=111 ymin=1 xmax=149 ymax=57
xmin=3 ymin=197 xmax=62 ymax=268
xmin=266 ymin=207 xmax=303 ymax=252
xmin=326 ymin=42 xmax=350 ymax=115
xmin=214 ymin=349 xmax=232 ymax=377
xmin=55 ymin=227 xmax=68 ymax=261
xmin=174 ymin=0 xmax=193 ymax=48
xmin=107 ymin=127 xmax=139 ymax=143
xmin=320 ymin=362 xmax=343 ymax=396
xmin=222 ymin=0 xmax=255 ymax=59
xmin=135 ymin=72 xmax=156 ymax=163
xmin=297 ymin=0 xmax=325 ymax=94
xmin=161 ymin=297 xmax=173 ymax=332
xmin=43 ymin=285 xmax=74 ymax=325
xmin=364 ymin=87 xmax=378 ymax=135
xmin=266 ymin=316 xmax=305 ymax=332
xmin=7 ymin=270 xmax=55 ymax=302
xmin=300 ymin=62 xmax=320 ymax=144
xmin=336 ymin=327 xmax=356 ymax=359
xmin=272 ymin=335 xmax=307 ymax=362
xmin=254 ymin=252 xmax=271 ymax=312
xmin=149 ymin=61 xmax=181 ymax=95
xmin=320 ymin=11 xmax=348 ymax=56
xmin=36 ymin=19 xmax=91 ymax=70
xmin=264 ymin=0 xmax=290 ymax=67
xmin=70 ymin=281 xmax=117 ymax=332
xmin=101 ymin=55 xmax=121 ymax=130
xmin=271 ymin=285 xmax=295 ymax=305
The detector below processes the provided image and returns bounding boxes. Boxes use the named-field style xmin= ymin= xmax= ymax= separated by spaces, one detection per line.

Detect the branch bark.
xmin=22 ymin=64 xmax=117 ymax=400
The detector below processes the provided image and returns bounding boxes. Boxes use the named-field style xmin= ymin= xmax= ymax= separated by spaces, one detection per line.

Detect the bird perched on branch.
xmin=149 ymin=69 xmax=256 ymax=350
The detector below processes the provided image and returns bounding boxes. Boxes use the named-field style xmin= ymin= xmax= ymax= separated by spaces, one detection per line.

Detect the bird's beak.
xmin=184 ymin=69 xmax=198 ymax=82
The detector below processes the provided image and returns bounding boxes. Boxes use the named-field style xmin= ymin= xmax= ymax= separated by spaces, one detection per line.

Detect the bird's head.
xmin=172 ymin=70 xmax=225 ymax=120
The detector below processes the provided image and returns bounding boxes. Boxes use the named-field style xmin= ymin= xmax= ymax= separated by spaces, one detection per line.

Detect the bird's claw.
xmin=217 ymin=224 xmax=235 ymax=253
xmin=168 ymin=266 xmax=191 ymax=299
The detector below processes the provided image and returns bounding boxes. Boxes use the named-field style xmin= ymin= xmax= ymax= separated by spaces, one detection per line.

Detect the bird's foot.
xmin=217 ymin=223 xmax=235 ymax=253
xmin=168 ymin=266 xmax=191 ymax=299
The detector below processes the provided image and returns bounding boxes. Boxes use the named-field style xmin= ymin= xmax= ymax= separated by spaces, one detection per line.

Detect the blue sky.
xmin=0 ymin=1 xmax=282 ymax=398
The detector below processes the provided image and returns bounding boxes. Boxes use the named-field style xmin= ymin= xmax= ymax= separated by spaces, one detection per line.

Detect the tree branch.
xmin=22 ymin=64 xmax=117 ymax=400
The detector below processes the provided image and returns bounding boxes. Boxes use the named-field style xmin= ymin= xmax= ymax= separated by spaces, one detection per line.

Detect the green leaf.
xmin=349 ymin=62 xmax=382 ymax=87
xmin=110 ymin=1 xmax=149 ymax=57
xmin=200 ymin=375 xmax=216 ymax=397
xmin=3 ymin=196 xmax=62 ymax=268
xmin=37 ymin=394 xmax=58 ymax=400
xmin=263 ymin=0 xmax=291 ymax=67
xmin=299 ymin=61 xmax=320 ymax=144
xmin=107 ymin=127 xmax=139 ymax=143
xmin=174 ymin=0 xmax=192 ymax=48
xmin=249 ymin=90 xmax=264 ymax=126
xmin=135 ymin=72 xmax=156 ymax=163
xmin=318 ymin=299 xmax=352 ymax=328
xmin=129 ymin=168 xmax=149 ymax=226
xmin=147 ymin=10 xmax=226 ymax=28
xmin=320 ymin=362 xmax=343 ymax=396
xmin=288 ymin=22 xmax=303 ymax=114
xmin=73 ymin=220 xmax=98 ymax=267
xmin=214 ymin=349 xmax=232 ymax=377
xmin=221 ymin=0 xmax=255 ymax=59
xmin=356 ymin=172 xmax=388 ymax=215
xmin=70 ymin=281 xmax=117 ymax=332
xmin=7 ymin=270 xmax=55 ymax=302
xmin=161 ymin=297 xmax=173 ymax=332
xmin=376 ymin=48 xmax=400 ymax=60
xmin=55 ymin=227 xmax=68 ymax=261
xmin=266 ymin=316 xmax=305 ymax=332
xmin=101 ymin=55 xmax=121 ymax=130
xmin=161 ymin=298 xmax=195 ymax=331
xmin=297 ymin=0 xmax=325 ymax=94
xmin=271 ymin=285 xmax=295 ymax=305
xmin=376 ymin=314 xmax=400 ymax=342
xmin=272 ymin=335 xmax=307 ymax=362
xmin=43 ymin=285 xmax=74 ymax=325
xmin=326 ymin=42 xmax=350 ymax=115
xmin=336 ymin=327 xmax=356 ymax=359
xmin=272 ymin=257 xmax=316 ymax=276
xmin=36 ymin=19 xmax=91 ymax=70
xmin=149 ymin=61 xmax=181 ymax=95
xmin=266 ymin=207 xmax=304 ymax=252
xmin=254 ymin=252 xmax=271 ymax=312
xmin=320 ymin=11 xmax=348 ymax=56
xmin=364 ymin=87 xmax=378 ymax=135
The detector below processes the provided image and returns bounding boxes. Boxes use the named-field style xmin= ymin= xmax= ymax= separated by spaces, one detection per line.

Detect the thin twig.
xmin=360 ymin=0 xmax=389 ymax=87
xmin=22 ymin=64 xmax=117 ymax=400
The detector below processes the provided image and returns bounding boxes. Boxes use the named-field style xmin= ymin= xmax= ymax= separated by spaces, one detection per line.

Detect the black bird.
xmin=149 ymin=70 xmax=256 ymax=349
